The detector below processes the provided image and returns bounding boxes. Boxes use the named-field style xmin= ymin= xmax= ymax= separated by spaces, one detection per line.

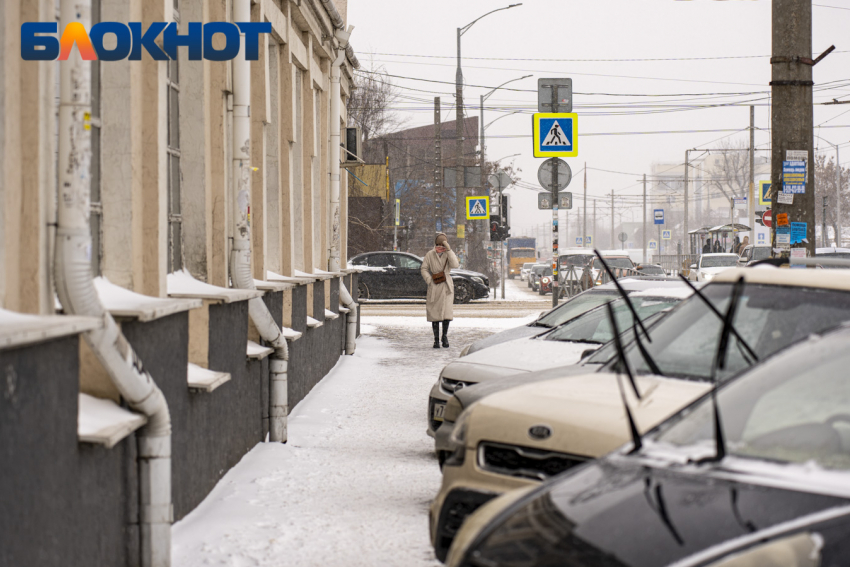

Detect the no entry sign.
xmin=762 ymin=210 xmax=772 ymax=228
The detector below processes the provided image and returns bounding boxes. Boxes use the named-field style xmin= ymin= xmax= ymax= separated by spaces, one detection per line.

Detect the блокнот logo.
xmin=21 ymin=22 xmax=271 ymax=61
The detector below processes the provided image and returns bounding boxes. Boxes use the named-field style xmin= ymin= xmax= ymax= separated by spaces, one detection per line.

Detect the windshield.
xmin=701 ymin=255 xmax=738 ymax=268
xmin=593 ymin=258 xmax=633 ymax=270
xmin=560 ymin=255 xmax=593 ymax=268
xmin=522 ymin=263 xmax=535 ymax=269
xmin=752 ymin=247 xmax=771 ymax=261
xmin=606 ymin=283 xmax=850 ymax=382
xmin=535 ymin=290 xmax=619 ymax=328
xmin=817 ymin=252 xmax=850 ymax=269
xmin=638 ymin=265 xmax=665 ymax=275
xmin=545 ymin=296 xmax=680 ymax=344
xmin=584 ymin=310 xmax=669 ymax=364
xmin=652 ymin=330 xmax=850 ymax=470
xmin=512 ymin=248 xmax=535 ymax=257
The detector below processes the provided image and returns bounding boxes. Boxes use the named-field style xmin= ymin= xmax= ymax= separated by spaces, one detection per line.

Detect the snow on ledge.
xmin=306 ymin=316 xmax=323 ymax=329
xmin=281 ymin=326 xmax=303 ymax=341
xmin=167 ymin=270 xmax=263 ymax=304
xmin=254 ymin=278 xmax=297 ymax=292
xmin=266 ymin=271 xmax=317 ymax=285
xmin=324 ymin=309 xmax=339 ymax=320
xmin=294 ymin=269 xmax=332 ymax=281
xmin=94 ymin=277 xmax=202 ymax=322
xmin=78 ymin=393 xmax=146 ymax=449
xmin=338 ymin=305 xmax=351 ymax=314
xmin=187 ymin=363 xmax=231 ymax=393
xmin=247 ymin=340 xmax=274 ymax=360
xmin=0 ymin=308 xmax=101 ymax=350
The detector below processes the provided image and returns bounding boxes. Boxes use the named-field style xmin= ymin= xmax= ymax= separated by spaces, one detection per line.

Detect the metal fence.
xmin=652 ymin=254 xmax=700 ymax=276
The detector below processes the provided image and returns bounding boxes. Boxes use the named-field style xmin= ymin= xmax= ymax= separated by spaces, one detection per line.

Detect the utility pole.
xmin=771 ymin=0 xmax=817 ymax=258
xmin=684 ymin=150 xmax=689 ymax=253
xmin=643 ymin=174 xmax=647 ymax=263
xmin=823 ymin=197 xmax=829 ymax=247
xmin=593 ymin=199 xmax=597 ymax=248
xmin=748 ymin=106 xmax=756 ymax=239
xmin=838 ymin=144 xmax=843 ymax=247
xmin=434 ymin=97 xmax=442 ymax=236
xmin=610 ymin=191 xmax=615 ymax=250
xmin=455 ymin=29 xmax=466 ymax=264
xmin=582 ymin=164 xmax=587 ymax=248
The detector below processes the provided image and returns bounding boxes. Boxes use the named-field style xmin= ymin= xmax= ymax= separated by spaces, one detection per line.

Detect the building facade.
xmin=1 ymin=1 xmax=361 ymax=565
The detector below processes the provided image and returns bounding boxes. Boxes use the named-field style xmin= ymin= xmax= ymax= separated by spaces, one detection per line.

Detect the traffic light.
xmin=490 ymin=215 xmax=502 ymax=241
xmin=502 ymin=226 xmax=511 ymax=239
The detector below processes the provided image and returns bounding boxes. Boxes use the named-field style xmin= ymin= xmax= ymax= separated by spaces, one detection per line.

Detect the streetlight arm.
xmin=460 ymin=4 xmax=523 ymax=35
xmin=485 ymin=111 xmax=522 ymax=130
xmin=483 ymin=74 xmax=533 ymax=102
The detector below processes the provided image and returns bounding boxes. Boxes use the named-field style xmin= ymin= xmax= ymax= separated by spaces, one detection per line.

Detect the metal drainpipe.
xmin=230 ymin=0 xmax=291 ymax=442
xmin=329 ymin=26 xmax=358 ymax=355
xmin=54 ymin=1 xmax=172 ymax=565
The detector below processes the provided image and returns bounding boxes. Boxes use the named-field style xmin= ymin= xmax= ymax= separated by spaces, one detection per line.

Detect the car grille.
xmin=478 ymin=441 xmax=587 ymax=481
xmin=440 ymin=377 xmax=473 ymax=395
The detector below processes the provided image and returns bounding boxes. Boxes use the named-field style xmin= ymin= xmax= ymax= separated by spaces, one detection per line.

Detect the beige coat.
xmin=421 ymin=248 xmax=460 ymax=321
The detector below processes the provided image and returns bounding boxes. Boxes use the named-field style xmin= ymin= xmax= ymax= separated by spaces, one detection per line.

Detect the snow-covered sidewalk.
xmin=172 ymin=317 xmax=523 ymax=566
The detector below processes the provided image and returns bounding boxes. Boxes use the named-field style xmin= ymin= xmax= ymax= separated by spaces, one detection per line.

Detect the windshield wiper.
xmin=692 ymin=276 xmax=746 ymax=465
xmin=678 ymin=276 xmax=759 ymax=365
xmin=606 ymin=302 xmax=643 ymax=454
xmin=643 ymin=478 xmax=685 ymax=546
xmin=594 ymin=250 xmax=664 ymax=376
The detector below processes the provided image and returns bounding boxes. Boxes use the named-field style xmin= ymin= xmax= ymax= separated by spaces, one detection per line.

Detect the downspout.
xmin=230 ymin=0 xmax=291 ymax=442
xmin=53 ymin=1 xmax=171 ymax=566
xmin=329 ymin=26 xmax=358 ymax=355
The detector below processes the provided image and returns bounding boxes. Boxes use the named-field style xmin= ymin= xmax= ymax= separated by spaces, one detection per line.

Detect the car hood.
xmin=446 ymin=337 xmax=596 ymax=382
xmin=452 ymin=268 xmax=487 ymax=279
xmin=464 ymin=458 xmax=850 ymax=567
xmin=466 ymin=324 xmax=547 ymax=354
xmin=699 ymin=266 xmax=734 ymax=275
xmin=453 ymin=363 xmax=602 ymax=412
xmin=467 ymin=373 xmax=711 ymax=457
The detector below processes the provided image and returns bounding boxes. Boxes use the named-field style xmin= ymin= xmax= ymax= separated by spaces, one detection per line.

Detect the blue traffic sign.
xmin=465 ymin=196 xmax=489 ymax=220
xmin=654 ymin=209 xmax=664 ymax=225
xmin=585 ymin=236 xmax=592 ymax=245
xmin=575 ymin=237 xmax=582 ymax=246
xmin=533 ymin=113 xmax=578 ymax=158
xmin=662 ymin=230 xmax=671 ymax=240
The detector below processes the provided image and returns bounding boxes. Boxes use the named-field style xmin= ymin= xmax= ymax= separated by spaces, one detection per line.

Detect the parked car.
xmin=688 ymin=252 xmax=739 ymax=282
xmin=464 ymin=278 xmax=677 ymax=356
xmin=349 ymin=251 xmax=489 ymax=303
xmin=519 ymin=262 xmax=535 ymax=281
xmin=446 ymin=323 xmax=850 ymax=567
xmin=429 ymin=284 xmax=689 ymax=454
xmin=635 ymin=263 xmax=666 ymax=276
xmin=430 ymin=268 xmax=850 ymax=560
xmin=816 ymin=247 xmax=850 ymax=268
xmin=736 ymin=244 xmax=772 ymax=267
xmin=528 ymin=264 xmax=550 ymax=292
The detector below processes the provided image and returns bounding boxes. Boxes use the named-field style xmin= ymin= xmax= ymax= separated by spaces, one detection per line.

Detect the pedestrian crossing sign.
xmin=649 ymin=240 xmax=658 ymax=250
xmin=466 ymin=196 xmax=489 ymax=220
xmin=662 ymin=230 xmax=671 ymax=240
xmin=576 ymin=237 xmax=582 ymax=246
xmin=533 ymin=113 xmax=578 ymax=158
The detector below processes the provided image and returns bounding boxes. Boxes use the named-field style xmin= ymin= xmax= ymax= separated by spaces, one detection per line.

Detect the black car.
xmin=349 ymin=251 xmax=489 ymax=303
xmin=448 ymin=323 xmax=850 ymax=567
xmin=529 ymin=264 xmax=551 ymax=292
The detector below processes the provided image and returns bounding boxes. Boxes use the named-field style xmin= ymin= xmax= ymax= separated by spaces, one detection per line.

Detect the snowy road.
xmin=172 ymin=314 xmax=531 ymax=566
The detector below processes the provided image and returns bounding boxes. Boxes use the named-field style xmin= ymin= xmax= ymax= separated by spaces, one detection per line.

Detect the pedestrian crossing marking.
xmin=465 ymin=196 xmax=490 ymax=220
xmin=533 ymin=113 xmax=578 ymax=158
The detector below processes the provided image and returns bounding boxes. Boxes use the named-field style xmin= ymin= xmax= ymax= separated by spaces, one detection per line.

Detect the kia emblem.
xmin=528 ymin=425 xmax=552 ymax=440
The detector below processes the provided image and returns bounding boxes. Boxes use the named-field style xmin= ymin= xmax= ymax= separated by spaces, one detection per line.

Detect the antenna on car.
xmin=693 ymin=276 xmax=746 ymax=464
xmin=606 ymin=302 xmax=643 ymax=452
xmin=677 ymin=276 xmax=758 ymax=365
xmin=593 ymin=250 xmax=663 ymax=376
xmin=593 ymin=250 xmax=651 ymax=341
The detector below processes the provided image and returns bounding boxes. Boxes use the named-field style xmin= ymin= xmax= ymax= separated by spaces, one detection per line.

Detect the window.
xmin=395 ymin=255 xmax=422 ymax=270
xmin=166 ymin=1 xmax=183 ymax=273
xmin=89 ymin=0 xmax=103 ymax=275
xmin=366 ymin=254 xmax=394 ymax=268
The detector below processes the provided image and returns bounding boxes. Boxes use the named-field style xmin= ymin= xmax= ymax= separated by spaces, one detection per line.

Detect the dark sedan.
xmin=446 ymin=324 xmax=850 ymax=567
xmin=350 ymin=251 xmax=489 ymax=303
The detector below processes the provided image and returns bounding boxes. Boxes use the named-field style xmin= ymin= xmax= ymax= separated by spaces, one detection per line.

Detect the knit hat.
xmin=435 ymin=233 xmax=448 ymax=247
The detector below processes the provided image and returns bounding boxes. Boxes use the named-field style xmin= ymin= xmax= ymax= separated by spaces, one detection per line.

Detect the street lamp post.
xmin=490 ymin=153 xmax=519 ymax=300
xmin=456 ymin=4 xmax=523 ymax=266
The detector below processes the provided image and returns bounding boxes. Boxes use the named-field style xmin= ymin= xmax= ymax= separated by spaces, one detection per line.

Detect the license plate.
xmin=432 ymin=403 xmax=445 ymax=421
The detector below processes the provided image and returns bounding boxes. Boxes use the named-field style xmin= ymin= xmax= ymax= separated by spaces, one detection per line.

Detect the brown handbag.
xmin=431 ymin=254 xmax=449 ymax=284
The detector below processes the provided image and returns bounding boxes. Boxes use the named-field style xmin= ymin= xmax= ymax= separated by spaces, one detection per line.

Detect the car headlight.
xmin=449 ymin=405 xmax=476 ymax=447
xmin=471 ymin=276 xmax=485 ymax=285
xmin=702 ymin=272 xmax=714 ymax=281
xmin=541 ymin=277 xmax=550 ymax=284
xmin=441 ymin=376 xmax=472 ymax=394
xmin=460 ymin=344 xmax=471 ymax=357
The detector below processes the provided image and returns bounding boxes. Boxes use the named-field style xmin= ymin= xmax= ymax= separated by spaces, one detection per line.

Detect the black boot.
xmin=441 ymin=320 xmax=450 ymax=348
xmin=432 ymin=322 xmax=441 ymax=348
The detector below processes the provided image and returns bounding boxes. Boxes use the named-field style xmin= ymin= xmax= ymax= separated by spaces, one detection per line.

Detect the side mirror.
xmin=580 ymin=348 xmax=596 ymax=360
xmin=690 ymin=264 xmax=697 ymax=270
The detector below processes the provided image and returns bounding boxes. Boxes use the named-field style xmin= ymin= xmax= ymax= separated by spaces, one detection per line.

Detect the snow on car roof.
xmin=714 ymin=267 xmax=850 ymax=291
xmin=630 ymin=286 xmax=693 ymax=299
xmin=700 ymin=253 xmax=739 ymax=257
xmin=596 ymin=278 xmax=684 ymax=291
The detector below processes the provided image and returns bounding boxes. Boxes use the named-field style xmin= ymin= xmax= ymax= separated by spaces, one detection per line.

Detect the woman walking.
xmin=421 ymin=233 xmax=459 ymax=348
